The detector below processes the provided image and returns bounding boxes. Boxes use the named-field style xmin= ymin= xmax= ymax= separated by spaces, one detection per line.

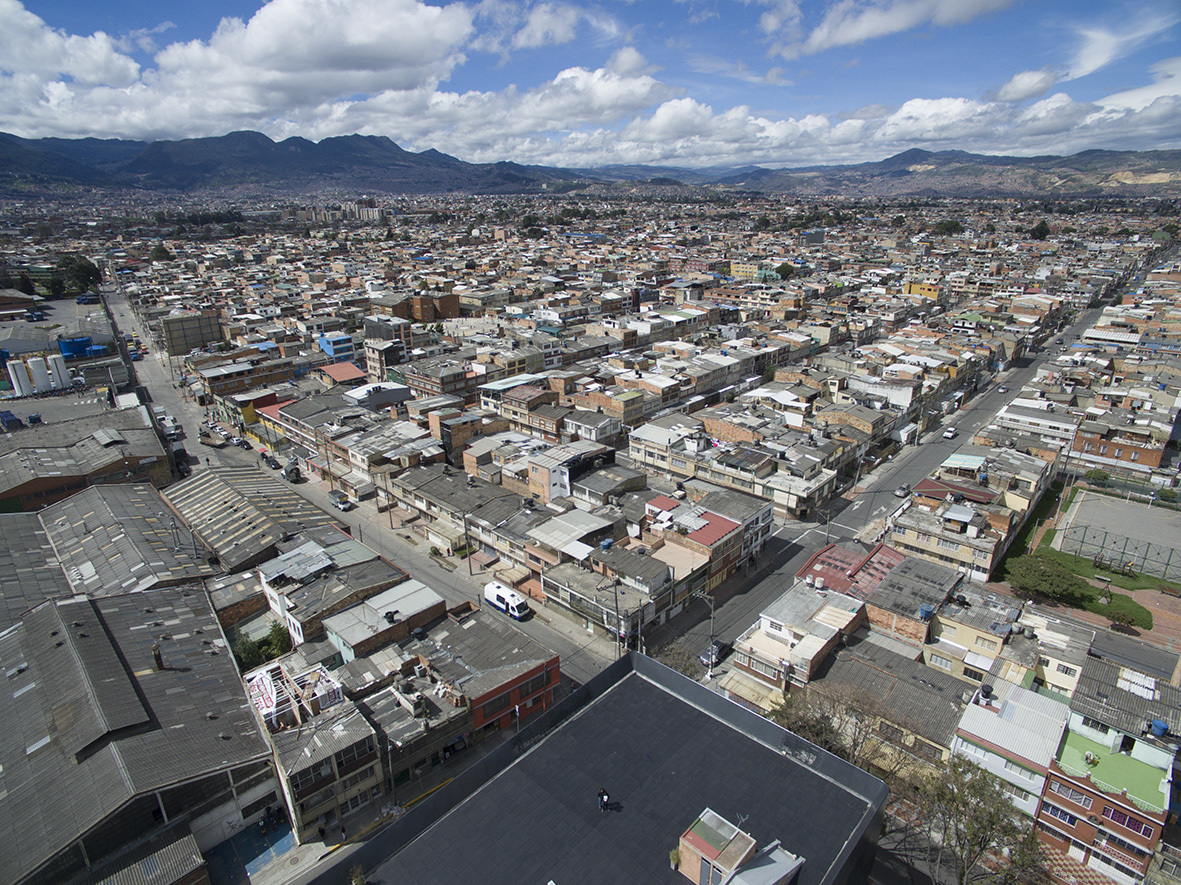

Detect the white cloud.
xmin=779 ymin=0 xmax=1015 ymax=58
xmin=1 ymin=0 xmax=1180 ymax=170
xmin=512 ymin=3 xmax=581 ymax=49
xmin=873 ymin=96 xmax=997 ymax=143
xmin=1098 ymin=55 xmax=1181 ymax=111
xmin=996 ymin=68 xmax=1060 ymax=103
xmin=474 ymin=1 xmax=622 ymax=56
xmin=686 ymin=54 xmax=791 ymax=85
xmin=1068 ymin=13 xmax=1175 ymax=80
xmin=0 ymin=0 xmax=140 ymax=87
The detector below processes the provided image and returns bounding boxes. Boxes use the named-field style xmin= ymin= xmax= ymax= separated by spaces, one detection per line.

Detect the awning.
xmin=560 ymin=540 xmax=595 ymax=561
xmin=494 ymin=565 xmax=530 ymax=586
xmin=471 ymin=551 xmax=499 ymax=568
xmin=964 ymin=650 xmax=996 ymax=670
xmin=717 ymin=669 xmax=783 ymax=713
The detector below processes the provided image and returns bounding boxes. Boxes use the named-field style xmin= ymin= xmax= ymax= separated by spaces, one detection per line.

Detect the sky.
xmin=2 ymin=0 xmax=1180 ymax=169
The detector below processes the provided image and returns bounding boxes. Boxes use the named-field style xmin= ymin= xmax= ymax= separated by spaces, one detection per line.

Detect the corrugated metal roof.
xmin=957 ymin=682 xmax=1068 ymax=765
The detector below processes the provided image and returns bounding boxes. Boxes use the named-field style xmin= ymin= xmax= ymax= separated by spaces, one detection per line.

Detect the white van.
xmin=483 ymin=581 xmax=530 ymax=620
xmin=328 ymin=490 xmax=351 ymax=511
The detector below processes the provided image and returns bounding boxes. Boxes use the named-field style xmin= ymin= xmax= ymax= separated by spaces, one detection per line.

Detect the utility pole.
xmin=693 ymin=589 xmax=717 ymax=681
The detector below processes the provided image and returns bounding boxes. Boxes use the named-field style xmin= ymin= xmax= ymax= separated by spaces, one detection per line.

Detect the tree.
xmin=769 ymin=690 xmax=844 ymax=757
xmin=1108 ymin=610 xmax=1135 ymax=631
xmin=775 ymin=262 xmax=795 ymax=280
xmin=56 ymin=254 xmax=101 ymax=291
xmin=233 ymin=636 xmax=265 ymax=671
xmin=1028 ymin=220 xmax=1051 ymax=240
xmin=770 ymin=685 xmax=923 ymax=789
xmin=260 ymin=622 xmax=292 ymax=658
xmin=1004 ymin=552 xmax=1088 ymax=602
xmin=1084 ymin=468 xmax=1110 ymax=485
xmin=655 ymin=639 xmax=701 ymax=679
xmin=16 ymin=272 xmax=36 ymax=296
xmin=916 ymin=757 xmax=1048 ymax=885
xmin=934 ymin=219 xmax=964 ymax=236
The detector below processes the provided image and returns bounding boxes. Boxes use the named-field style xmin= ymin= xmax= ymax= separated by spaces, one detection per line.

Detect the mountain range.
xmin=2 ymin=130 xmax=1180 ymax=199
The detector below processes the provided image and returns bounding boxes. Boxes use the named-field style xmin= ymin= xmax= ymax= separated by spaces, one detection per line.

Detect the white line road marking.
xmin=850 ymin=500 xmax=863 ymax=511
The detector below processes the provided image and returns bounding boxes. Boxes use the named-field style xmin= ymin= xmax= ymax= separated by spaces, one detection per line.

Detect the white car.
xmin=943 ymin=427 xmax=959 ymax=439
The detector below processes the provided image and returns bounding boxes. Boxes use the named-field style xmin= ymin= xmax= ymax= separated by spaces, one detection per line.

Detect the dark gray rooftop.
xmin=375 ymin=657 xmax=886 ymax=885
xmin=0 ymin=513 xmax=72 ymax=628
xmin=0 ymin=587 xmax=271 ymax=884
xmin=1088 ymin=629 xmax=1179 ymax=682
xmin=1070 ymin=655 xmax=1181 ymax=737
xmin=41 ymin=484 xmax=220 ymax=596
xmin=869 ymin=554 xmax=961 ymax=618
xmin=815 ymin=635 xmax=968 ymax=750
xmin=404 ymin=607 xmax=555 ymax=700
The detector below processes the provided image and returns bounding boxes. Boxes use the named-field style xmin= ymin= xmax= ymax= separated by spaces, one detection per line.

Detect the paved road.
xmin=101 ymin=276 xmax=1125 ymax=688
xmin=105 ymin=284 xmax=619 ymax=685
xmin=668 ymin=301 xmax=1114 ymax=663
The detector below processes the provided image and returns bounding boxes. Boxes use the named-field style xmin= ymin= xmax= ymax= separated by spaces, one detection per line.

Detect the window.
xmin=1004 ymin=758 xmax=1035 ymax=780
xmin=879 ymin=721 xmax=904 ymax=741
xmin=929 ymin=653 xmax=953 ymax=671
xmin=940 ymin=625 xmax=957 ymax=640
xmin=959 ymin=741 xmax=987 ymax=758
xmin=1103 ymin=806 xmax=1153 ymax=838
xmin=1081 ymin=716 xmax=1109 ymax=735
xmin=1048 ymin=780 xmax=1093 ymax=809
xmin=963 ymin=666 xmax=986 ymax=682
xmin=912 ymin=740 xmax=942 ymax=762
xmin=1114 ymin=449 xmax=1123 ymax=458
xmin=335 ymin=738 xmax=375 ymax=769
xmin=1131 ymin=451 xmax=1138 ymax=461
xmin=482 ymin=692 xmax=512 ymax=719
xmin=975 ymin=636 xmax=998 ymax=651
xmin=1056 ymin=663 xmax=1077 ymax=677
xmin=937 ymin=537 xmax=961 ymax=551
xmin=1098 ymin=832 xmax=1150 ymax=859
xmin=1001 ymin=781 xmax=1032 ymax=802
xmin=1039 ymin=657 xmax=1050 ymax=667
xmin=1042 ymin=803 xmax=1079 ymax=827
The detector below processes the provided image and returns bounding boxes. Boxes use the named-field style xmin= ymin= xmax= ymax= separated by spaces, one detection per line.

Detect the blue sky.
xmin=3 ymin=0 xmax=1180 ymax=168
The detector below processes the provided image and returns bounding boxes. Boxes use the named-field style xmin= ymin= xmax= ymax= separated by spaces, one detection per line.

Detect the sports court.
xmin=1053 ymin=489 xmax=1181 ymax=581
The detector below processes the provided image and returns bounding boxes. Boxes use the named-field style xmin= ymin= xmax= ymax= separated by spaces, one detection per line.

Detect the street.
xmin=100 ymin=281 xmax=1116 ymax=690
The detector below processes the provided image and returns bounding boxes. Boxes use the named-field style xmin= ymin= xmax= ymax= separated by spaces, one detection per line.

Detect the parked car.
xmin=228 ymin=436 xmax=242 ymax=446
xmin=700 ymin=640 xmax=732 ymax=667
xmin=265 ymin=455 xmax=281 ymax=469
xmin=998 ymin=385 xmax=1008 ymax=393
xmin=894 ymin=484 xmax=910 ymax=498
xmin=236 ymin=439 xmax=252 ymax=450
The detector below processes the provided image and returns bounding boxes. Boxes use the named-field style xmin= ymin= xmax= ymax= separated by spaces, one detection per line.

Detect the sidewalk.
xmin=221 ymin=720 xmax=526 ymax=885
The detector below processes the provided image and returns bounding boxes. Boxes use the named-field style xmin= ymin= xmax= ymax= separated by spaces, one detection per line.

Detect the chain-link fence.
xmin=1059 ymin=523 xmax=1181 ymax=583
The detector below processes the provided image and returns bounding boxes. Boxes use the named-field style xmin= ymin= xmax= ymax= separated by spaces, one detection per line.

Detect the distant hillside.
xmin=0 ymin=130 xmax=591 ymax=195
xmin=710 ymin=148 xmax=1181 ymax=198
xmin=2 ymin=130 xmax=1179 ymax=198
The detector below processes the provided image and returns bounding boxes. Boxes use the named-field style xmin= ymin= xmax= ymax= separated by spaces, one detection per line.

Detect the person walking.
xmin=598 ymin=788 xmax=609 ymax=813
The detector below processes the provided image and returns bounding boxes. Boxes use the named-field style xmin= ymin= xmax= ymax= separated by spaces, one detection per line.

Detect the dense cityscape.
xmin=1 ymin=191 xmax=1180 ymax=885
